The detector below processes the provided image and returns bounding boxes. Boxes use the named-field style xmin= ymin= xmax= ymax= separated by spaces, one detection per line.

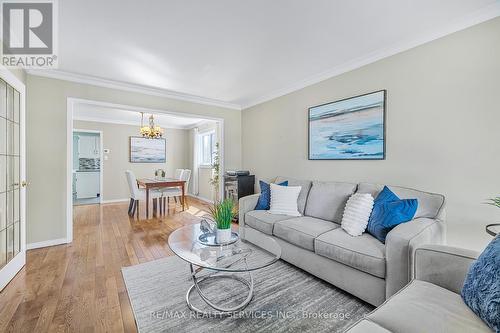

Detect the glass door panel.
xmin=0 ymin=80 xmax=5 ymax=119
xmin=14 ymin=221 xmax=19 ymax=256
xmin=0 ymin=192 xmax=5 ymax=230
xmin=0 ymin=155 xmax=5 ymax=193
xmin=6 ymin=119 xmax=13 ymax=156
xmin=6 ymin=224 xmax=13 ymax=261
xmin=13 ymin=123 xmax=19 ymax=156
xmin=6 ymin=86 xmax=13 ymax=121
xmin=13 ymin=90 xmax=19 ymax=124
xmin=0 ymin=229 xmax=5 ymax=268
xmin=6 ymin=190 xmax=13 ymax=226
xmin=0 ymin=118 xmax=5 ymax=155
xmin=14 ymin=189 xmax=19 ymax=222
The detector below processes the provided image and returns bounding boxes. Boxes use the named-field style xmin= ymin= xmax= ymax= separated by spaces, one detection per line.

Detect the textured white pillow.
xmin=269 ymin=183 xmax=302 ymax=216
xmin=341 ymin=193 xmax=374 ymax=236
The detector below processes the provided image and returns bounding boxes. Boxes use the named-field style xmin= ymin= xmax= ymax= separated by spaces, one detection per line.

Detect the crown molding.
xmin=26 ymin=69 xmax=241 ymax=110
xmin=240 ymin=3 xmax=500 ymax=109
xmin=73 ymin=114 xmax=194 ymax=130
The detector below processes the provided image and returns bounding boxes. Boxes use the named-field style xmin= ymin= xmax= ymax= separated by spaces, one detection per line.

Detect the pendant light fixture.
xmin=140 ymin=112 xmax=163 ymax=139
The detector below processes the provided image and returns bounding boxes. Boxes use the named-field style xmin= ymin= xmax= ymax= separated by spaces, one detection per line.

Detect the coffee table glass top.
xmin=168 ymin=224 xmax=281 ymax=272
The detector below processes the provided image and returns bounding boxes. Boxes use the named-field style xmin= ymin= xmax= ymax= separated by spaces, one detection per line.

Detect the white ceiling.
xmin=34 ymin=0 xmax=500 ymax=108
xmin=74 ymin=103 xmax=212 ymax=129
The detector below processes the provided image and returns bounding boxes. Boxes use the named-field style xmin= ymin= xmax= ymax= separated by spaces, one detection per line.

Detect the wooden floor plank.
xmin=0 ymin=197 xmax=211 ymax=333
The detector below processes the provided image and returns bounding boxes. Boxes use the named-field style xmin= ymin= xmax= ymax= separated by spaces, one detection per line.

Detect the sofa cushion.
xmin=273 ymin=216 xmax=339 ymax=251
xmin=357 ymin=183 xmax=445 ymax=220
xmin=304 ymin=181 xmax=357 ymax=223
xmin=367 ymin=186 xmax=418 ymax=243
xmin=315 ymin=228 xmax=386 ymax=278
xmin=367 ymin=280 xmax=492 ymax=333
xmin=245 ymin=210 xmax=295 ymax=235
xmin=254 ymin=180 xmax=288 ymax=210
xmin=275 ymin=177 xmax=312 ymax=215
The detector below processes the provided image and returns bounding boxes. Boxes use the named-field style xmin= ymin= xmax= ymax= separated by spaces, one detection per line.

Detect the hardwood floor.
xmin=0 ymin=197 xmax=212 ymax=332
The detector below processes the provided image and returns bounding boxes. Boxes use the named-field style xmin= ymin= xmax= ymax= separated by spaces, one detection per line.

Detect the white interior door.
xmin=0 ymin=70 xmax=26 ymax=291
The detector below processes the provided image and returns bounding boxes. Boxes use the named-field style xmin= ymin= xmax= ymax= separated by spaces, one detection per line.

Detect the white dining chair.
xmin=125 ymin=170 xmax=162 ymax=218
xmin=162 ymin=169 xmax=191 ymax=208
xmin=174 ymin=168 xmax=183 ymax=180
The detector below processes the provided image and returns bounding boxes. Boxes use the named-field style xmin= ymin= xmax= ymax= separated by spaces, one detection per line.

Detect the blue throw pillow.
xmin=254 ymin=180 xmax=288 ymax=210
xmin=461 ymin=236 xmax=500 ymax=332
xmin=367 ymin=186 xmax=418 ymax=243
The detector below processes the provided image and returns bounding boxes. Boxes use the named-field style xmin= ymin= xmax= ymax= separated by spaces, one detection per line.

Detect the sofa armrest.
xmin=238 ymin=194 xmax=260 ymax=229
xmin=414 ymin=244 xmax=478 ymax=294
xmin=385 ymin=217 xmax=446 ymax=298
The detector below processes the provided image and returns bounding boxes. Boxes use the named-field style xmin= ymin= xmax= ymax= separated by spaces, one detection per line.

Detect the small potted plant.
xmin=210 ymin=198 xmax=235 ymax=243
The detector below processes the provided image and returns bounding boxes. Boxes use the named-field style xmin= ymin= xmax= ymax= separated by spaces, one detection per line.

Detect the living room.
xmin=0 ymin=1 xmax=498 ymax=332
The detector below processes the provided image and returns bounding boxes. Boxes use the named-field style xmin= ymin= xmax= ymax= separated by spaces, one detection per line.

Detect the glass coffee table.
xmin=168 ymin=223 xmax=281 ymax=316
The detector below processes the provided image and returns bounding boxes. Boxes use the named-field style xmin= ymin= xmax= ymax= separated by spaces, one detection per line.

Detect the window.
xmin=199 ymin=131 xmax=216 ymax=166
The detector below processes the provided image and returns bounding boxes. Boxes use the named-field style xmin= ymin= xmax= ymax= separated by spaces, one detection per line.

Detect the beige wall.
xmin=198 ymin=167 xmax=215 ymax=201
xmin=242 ymin=18 xmax=500 ymax=252
xmin=74 ymin=120 xmax=189 ymax=201
xmin=26 ymin=75 xmax=241 ymax=244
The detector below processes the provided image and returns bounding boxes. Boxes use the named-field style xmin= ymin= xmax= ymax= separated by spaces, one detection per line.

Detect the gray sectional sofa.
xmin=346 ymin=244 xmax=491 ymax=333
xmin=239 ymin=176 xmax=446 ymax=306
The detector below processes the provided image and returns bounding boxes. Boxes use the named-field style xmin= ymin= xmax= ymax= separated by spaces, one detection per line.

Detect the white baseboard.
xmin=101 ymin=198 xmax=130 ymax=204
xmin=187 ymin=194 xmax=214 ymax=204
xmin=27 ymin=238 xmax=69 ymax=250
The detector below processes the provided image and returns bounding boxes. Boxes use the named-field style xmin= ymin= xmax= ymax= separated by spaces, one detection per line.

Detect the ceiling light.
xmin=140 ymin=112 xmax=163 ymax=139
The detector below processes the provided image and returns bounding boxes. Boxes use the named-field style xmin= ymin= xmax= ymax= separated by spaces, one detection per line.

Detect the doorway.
xmin=72 ymin=130 xmax=103 ymax=206
xmin=66 ymin=98 xmax=225 ymax=239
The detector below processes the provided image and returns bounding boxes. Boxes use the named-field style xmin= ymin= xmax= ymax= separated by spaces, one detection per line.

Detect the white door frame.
xmin=72 ymin=129 xmax=104 ymax=204
xmin=0 ymin=68 xmax=26 ymax=291
xmin=66 ymin=98 xmax=225 ymax=243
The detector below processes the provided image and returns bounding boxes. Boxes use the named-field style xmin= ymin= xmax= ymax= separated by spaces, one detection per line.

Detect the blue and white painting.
xmin=309 ymin=90 xmax=386 ymax=160
xmin=130 ymin=137 xmax=166 ymax=163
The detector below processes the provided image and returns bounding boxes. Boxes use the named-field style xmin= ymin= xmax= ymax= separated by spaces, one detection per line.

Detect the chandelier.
xmin=140 ymin=112 xmax=163 ymax=139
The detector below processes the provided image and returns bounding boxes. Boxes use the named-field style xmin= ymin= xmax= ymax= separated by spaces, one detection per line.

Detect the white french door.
xmin=0 ymin=70 xmax=26 ymax=291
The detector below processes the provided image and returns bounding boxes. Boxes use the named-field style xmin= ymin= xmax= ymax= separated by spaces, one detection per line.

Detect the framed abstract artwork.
xmin=308 ymin=90 xmax=386 ymax=160
xmin=129 ymin=136 xmax=166 ymax=163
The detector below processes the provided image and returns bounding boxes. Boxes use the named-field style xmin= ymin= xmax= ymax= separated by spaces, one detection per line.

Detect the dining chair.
xmin=162 ymin=169 xmax=191 ymax=209
xmin=174 ymin=168 xmax=183 ymax=180
xmin=125 ymin=170 xmax=162 ymax=218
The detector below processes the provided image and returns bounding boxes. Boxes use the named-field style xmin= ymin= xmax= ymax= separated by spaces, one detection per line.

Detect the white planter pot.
xmin=216 ymin=228 xmax=232 ymax=244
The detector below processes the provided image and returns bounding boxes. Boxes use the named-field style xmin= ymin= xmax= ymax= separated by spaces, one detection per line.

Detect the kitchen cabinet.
xmin=78 ymin=135 xmax=99 ymax=158
xmin=75 ymin=172 xmax=100 ymax=199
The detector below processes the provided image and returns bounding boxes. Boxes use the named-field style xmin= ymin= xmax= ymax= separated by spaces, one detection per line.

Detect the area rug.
xmin=122 ymin=253 xmax=373 ymax=333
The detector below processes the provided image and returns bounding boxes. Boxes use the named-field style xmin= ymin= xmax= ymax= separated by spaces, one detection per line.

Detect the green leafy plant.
xmin=209 ymin=198 xmax=235 ymax=230
xmin=210 ymin=142 xmax=220 ymax=201
xmin=486 ymin=197 xmax=500 ymax=209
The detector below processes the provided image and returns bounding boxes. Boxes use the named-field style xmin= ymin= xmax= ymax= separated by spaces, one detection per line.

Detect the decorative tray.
xmin=198 ymin=232 xmax=239 ymax=246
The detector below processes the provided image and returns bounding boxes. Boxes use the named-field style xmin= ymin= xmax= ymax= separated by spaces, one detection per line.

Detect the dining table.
xmin=137 ymin=177 xmax=186 ymax=219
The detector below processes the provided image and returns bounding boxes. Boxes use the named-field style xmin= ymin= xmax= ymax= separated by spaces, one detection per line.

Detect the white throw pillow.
xmin=341 ymin=193 xmax=374 ymax=236
xmin=269 ymin=183 xmax=302 ymax=216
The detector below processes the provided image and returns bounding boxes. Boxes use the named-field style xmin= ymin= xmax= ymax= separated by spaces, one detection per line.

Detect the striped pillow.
xmin=341 ymin=193 xmax=374 ymax=236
